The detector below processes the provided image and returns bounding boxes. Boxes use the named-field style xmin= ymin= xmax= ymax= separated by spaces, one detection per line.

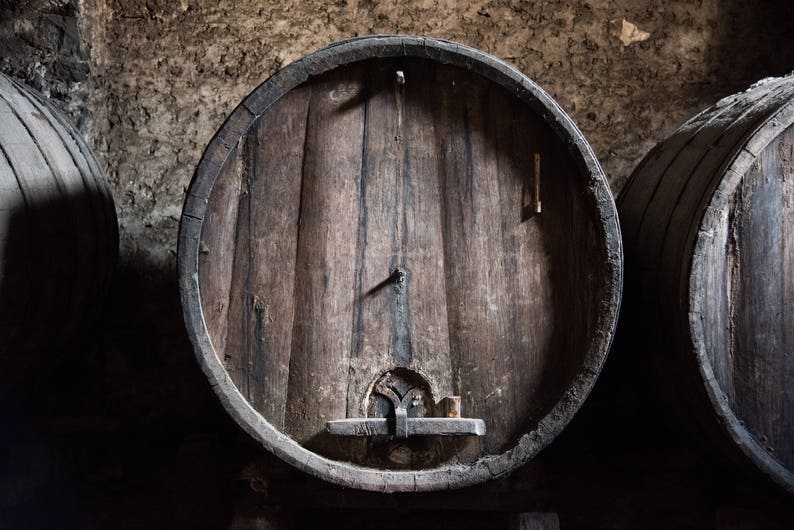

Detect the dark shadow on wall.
xmin=0 ymin=193 xmax=270 ymax=529
xmin=0 ymin=194 xmax=101 ymax=530
xmin=712 ymin=0 xmax=794 ymax=92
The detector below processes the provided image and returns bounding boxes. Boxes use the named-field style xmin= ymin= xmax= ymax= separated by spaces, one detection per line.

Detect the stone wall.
xmin=0 ymin=0 xmax=91 ymax=121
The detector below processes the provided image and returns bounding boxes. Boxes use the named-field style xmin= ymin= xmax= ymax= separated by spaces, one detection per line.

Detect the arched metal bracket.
xmin=326 ymin=370 xmax=486 ymax=439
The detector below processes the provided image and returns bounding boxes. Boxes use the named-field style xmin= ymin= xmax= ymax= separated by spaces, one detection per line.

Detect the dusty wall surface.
xmin=5 ymin=0 xmax=793 ymax=273
xmin=1 ymin=0 xmax=794 ymax=529
xmin=89 ymin=0 xmax=794 ymax=273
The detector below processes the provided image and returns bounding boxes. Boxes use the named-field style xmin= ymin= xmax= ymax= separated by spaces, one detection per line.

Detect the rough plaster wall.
xmin=86 ymin=0 xmax=794 ymax=274
xmin=5 ymin=0 xmax=792 ymax=277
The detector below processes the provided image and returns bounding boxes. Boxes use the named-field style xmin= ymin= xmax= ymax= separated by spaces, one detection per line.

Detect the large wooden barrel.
xmin=179 ymin=36 xmax=622 ymax=492
xmin=619 ymin=74 xmax=794 ymax=494
xmin=0 ymin=73 xmax=118 ymax=352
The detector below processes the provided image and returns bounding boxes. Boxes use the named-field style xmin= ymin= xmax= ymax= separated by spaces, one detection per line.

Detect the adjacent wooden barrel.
xmin=179 ymin=36 xmax=622 ymax=492
xmin=0 ymin=73 xmax=118 ymax=352
xmin=619 ymin=74 xmax=794 ymax=494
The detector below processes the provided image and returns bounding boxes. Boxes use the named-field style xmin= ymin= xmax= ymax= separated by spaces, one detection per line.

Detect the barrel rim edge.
xmin=688 ymin=92 xmax=794 ymax=494
xmin=177 ymin=34 xmax=623 ymax=492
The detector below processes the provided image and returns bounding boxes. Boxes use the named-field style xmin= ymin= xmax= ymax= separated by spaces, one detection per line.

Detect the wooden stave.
xmin=178 ymin=35 xmax=623 ymax=492
xmin=619 ymin=75 xmax=794 ymax=494
xmin=0 ymin=73 xmax=118 ymax=352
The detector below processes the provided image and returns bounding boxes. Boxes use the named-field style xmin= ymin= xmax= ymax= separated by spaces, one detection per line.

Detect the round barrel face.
xmin=183 ymin=37 xmax=621 ymax=490
xmin=696 ymin=122 xmax=794 ymax=476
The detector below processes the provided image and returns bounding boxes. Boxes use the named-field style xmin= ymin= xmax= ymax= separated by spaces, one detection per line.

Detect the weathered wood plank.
xmin=344 ymin=62 xmax=406 ymax=418
xmin=729 ymin=126 xmax=794 ymax=470
xmin=432 ymin=65 xmax=574 ymax=452
xmin=203 ymin=88 xmax=310 ymax=427
xmin=0 ymin=85 xmax=70 ymax=346
xmin=0 ymin=72 xmax=117 ymax=354
xmin=284 ymin=67 xmax=366 ymax=444
xmin=638 ymin=82 xmax=789 ymax=294
xmin=221 ymin=86 xmax=310 ymax=417
xmin=433 ymin=65 xmax=504 ymax=448
xmin=659 ymin=84 xmax=794 ymax=307
xmin=244 ymin=87 xmax=311 ymax=427
xmin=1 ymin=77 xmax=97 ymax=343
xmin=502 ymin=98 xmax=554 ymax=437
xmin=199 ymin=144 xmax=243 ymax=371
xmin=0 ymin=145 xmax=29 ymax=340
xmin=13 ymin=74 xmax=116 ymax=252
xmin=222 ymin=142 xmax=254 ymax=399
xmin=400 ymin=61 xmax=454 ymax=402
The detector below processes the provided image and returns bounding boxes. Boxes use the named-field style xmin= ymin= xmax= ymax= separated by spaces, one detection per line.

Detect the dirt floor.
xmin=1 ymin=0 xmax=793 ymax=528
